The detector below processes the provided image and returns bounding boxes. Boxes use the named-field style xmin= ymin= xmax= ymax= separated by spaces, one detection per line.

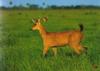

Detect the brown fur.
xmin=32 ymin=18 xmax=85 ymax=56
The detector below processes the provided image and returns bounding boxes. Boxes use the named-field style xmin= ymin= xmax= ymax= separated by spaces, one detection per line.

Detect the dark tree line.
xmin=0 ymin=4 xmax=100 ymax=9
xmin=48 ymin=5 xmax=100 ymax=9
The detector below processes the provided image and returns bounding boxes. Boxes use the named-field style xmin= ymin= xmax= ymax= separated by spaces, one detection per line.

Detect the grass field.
xmin=0 ymin=9 xmax=100 ymax=71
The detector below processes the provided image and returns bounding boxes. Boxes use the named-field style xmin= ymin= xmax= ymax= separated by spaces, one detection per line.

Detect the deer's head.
xmin=32 ymin=17 xmax=48 ymax=30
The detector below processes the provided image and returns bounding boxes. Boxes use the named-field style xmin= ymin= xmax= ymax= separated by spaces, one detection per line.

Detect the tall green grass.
xmin=0 ymin=9 xmax=100 ymax=71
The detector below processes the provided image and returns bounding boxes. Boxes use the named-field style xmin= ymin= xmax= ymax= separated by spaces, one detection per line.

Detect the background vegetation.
xmin=0 ymin=8 xmax=100 ymax=71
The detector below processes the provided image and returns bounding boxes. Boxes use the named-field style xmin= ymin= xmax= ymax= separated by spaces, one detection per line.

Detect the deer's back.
xmin=43 ymin=30 xmax=83 ymax=47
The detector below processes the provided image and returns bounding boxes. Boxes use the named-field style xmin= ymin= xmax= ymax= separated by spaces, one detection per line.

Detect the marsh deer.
xmin=32 ymin=17 xmax=86 ymax=56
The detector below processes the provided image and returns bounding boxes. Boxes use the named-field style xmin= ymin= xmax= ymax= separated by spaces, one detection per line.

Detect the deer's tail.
xmin=79 ymin=24 xmax=84 ymax=32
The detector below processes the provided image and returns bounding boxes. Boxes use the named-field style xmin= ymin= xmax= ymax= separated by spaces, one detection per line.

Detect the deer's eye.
xmin=32 ymin=23 xmax=36 ymax=27
xmin=33 ymin=23 xmax=36 ymax=26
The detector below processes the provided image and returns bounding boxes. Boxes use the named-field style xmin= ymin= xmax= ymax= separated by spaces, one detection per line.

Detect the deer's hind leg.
xmin=69 ymin=43 xmax=82 ymax=55
xmin=71 ymin=45 xmax=81 ymax=55
xmin=69 ymin=42 xmax=86 ymax=55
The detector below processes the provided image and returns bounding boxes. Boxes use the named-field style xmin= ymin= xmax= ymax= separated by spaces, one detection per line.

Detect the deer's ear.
xmin=41 ymin=17 xmax=48 ymax=22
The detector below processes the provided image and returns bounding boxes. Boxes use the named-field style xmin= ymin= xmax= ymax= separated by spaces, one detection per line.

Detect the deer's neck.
xmin=39 ymin=25 xmax=47 ymax=39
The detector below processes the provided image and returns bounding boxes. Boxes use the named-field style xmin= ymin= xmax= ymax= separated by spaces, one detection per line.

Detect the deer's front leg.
xmin=43 ymin=45 xmax=49 ymax=57
xmin=52 ymin=48 xmax=57 ymax=56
